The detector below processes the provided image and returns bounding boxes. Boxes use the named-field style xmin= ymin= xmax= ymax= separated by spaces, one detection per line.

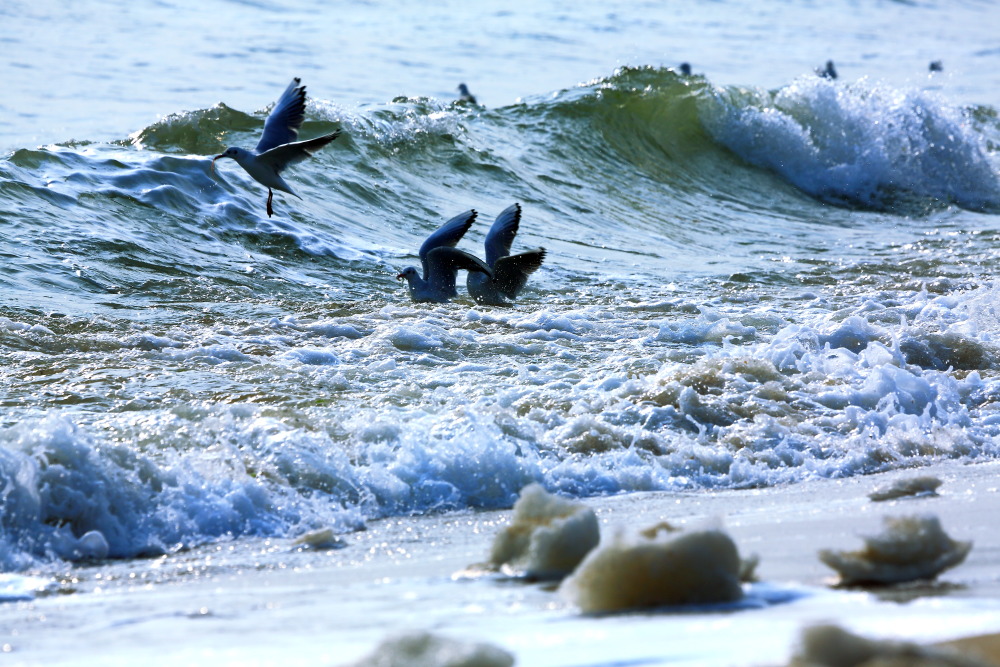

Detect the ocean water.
xmin=2 ymin=0 xmax=1000 ymax=575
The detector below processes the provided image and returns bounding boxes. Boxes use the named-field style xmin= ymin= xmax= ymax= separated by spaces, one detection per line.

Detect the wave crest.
xmin=702 ymin=77 xmax=1000 ymax=212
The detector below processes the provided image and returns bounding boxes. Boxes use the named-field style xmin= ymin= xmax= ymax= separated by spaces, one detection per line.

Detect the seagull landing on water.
xmin=212 ymin=78 xmax=341 ymax=217
xmin=466 ymin=203 xmax=546 ymax=306
xmin=396 ymin=209 xmax=493 ymax=303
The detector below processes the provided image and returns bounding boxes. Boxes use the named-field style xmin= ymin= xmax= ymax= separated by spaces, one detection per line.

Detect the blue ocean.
xmin=2 ymin=0 xmax=999 ymax=578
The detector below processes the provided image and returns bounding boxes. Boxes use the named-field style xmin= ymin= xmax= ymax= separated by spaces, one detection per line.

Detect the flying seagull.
xmin=466 ymin=203 xmax=546 ymax=306
xmin=212 ymin=78 xmax=341 ymax=217
xmin=396 ymin=209 xmax=493 ymax=303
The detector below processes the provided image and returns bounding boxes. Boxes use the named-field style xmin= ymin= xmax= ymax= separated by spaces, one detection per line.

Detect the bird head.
xmin=211 ymin=147 xmax=242 ymax=172
xmin=396 ymin=267 xmax=418 ymax=282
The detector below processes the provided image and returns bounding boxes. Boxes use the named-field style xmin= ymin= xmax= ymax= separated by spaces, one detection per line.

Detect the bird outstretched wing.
xmin=418 ymin=209 xmax=477 ymax=278
xmin=256 ymin=131 xmax=341 ymax=171
xmin=493 ymin=248 xmax=546 ymax=298
xmin=484 ymin=203 xmax=522 ymax=267
xmin=256 ymin=78 xmax=307 ymax=153
xmin=425 ymin=247 xmax=492 ymax=296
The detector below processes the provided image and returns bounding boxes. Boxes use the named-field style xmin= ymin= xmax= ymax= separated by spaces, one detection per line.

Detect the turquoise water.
xmin=2 ymin=0 xmax=1000 ymax=570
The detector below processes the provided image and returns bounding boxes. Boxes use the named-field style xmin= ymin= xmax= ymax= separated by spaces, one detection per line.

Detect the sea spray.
xmin=702 ymin=76 xmax=1000 ymax=212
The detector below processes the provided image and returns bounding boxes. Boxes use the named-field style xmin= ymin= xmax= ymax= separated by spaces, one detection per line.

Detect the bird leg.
xmin=266 ymin=189 xmax=274 ymax=217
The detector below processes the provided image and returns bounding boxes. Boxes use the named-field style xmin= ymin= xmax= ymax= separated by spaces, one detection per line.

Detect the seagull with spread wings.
xmin=396 ymin=210 xmax=493 ymax=303
xmin=466 ymin=203 xmax=546 ymax=306
xmin=212 ymin=78 xmax=341 ymax=217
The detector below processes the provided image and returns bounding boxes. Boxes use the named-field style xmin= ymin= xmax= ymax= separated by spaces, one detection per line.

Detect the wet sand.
xmin=3 ymin=459 xmax=1000 ymax=666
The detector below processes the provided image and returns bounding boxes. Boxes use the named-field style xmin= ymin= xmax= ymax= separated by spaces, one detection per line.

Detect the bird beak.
xmin=211 ymin=155 xmax=224 ymax=173
xmin=395 ymin=273 xmax=404 ymax=281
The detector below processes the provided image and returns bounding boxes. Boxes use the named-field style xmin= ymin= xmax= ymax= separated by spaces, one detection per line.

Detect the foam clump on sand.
xmin=348 ymin=631 xmax=514 ymax=667
xmin=488 ymin=483 xmax=600 ymax=580
xmin=559 ymin=525 xmax=744 ymax=613
xmin=789 ymin=623 xmax=993 ymax=667
xmin=292 ymin=528 xmax=346 ymax=550
xmin=869 ymin=476 xmax=943 ymax=502
xmin=819 ymin=514 xmax=971 ymax=586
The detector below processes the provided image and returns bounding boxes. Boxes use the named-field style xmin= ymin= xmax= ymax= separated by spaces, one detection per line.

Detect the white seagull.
xmin=466 ymin=203 xmax=546 ymax=306
xmin=396 ymin=210 xmax=493 ymax=303
xmin=212 ymin=78 xmax=341 ymax=217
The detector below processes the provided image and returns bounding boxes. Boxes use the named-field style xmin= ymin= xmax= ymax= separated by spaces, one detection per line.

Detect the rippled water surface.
xmin=2 ymin=0 xmax=1000 ymax=571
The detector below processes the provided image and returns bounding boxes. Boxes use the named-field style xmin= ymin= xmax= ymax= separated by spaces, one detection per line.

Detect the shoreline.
xmin=4 ymin=459 xmax=1000 ymax=666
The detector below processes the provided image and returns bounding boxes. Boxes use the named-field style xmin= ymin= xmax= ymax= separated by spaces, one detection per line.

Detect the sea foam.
xmin=4 ymin=278 xmax=1000 ymax=571
xmin=349 ymin=631 xmax=514 ymax=667
xmin=560 ymin=525 xmax=745 ymax=612
xmin=819 ymin=514 xmax=972 ymax=586
xmin=488 ymin=483 xmax=599 ymax=580
xmin=703 ymin=77 xmax=1000 ymax=212
xmin=0 ymin=412 xmax=365 ymax=570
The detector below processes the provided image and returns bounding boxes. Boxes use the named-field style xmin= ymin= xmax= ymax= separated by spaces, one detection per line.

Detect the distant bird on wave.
xmin=212 ymin=78 xmax=341 ymax=217
xmin=816 ymin=60 xmax=838 ymax=80
xmin=457 ymin=83 xmax=478 ymax=105
xmin=397 ymin=210 xmax=493 ymax=303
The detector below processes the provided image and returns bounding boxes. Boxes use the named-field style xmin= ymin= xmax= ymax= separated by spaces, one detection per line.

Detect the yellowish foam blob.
xmin=868 ymin=476 xmax=943 ymax=502
xmin=790 ymin=623 xmax=993 ymax=667
xmin=488 ymin=483 xmax=600 ymax=580
xmin=349 ymin=631 xmax=514 ymax=667
xmin=819 ymin=514 xmax=972 ymax=586
xmin=559 ymin=527 xmax=744 ymax=613
xmin=292 ymin=527 xmax=346 ymax=550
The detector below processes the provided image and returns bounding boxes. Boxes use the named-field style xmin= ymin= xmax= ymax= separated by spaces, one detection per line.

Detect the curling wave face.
xmin=701 ymin=74 xmax=1000 ymax=212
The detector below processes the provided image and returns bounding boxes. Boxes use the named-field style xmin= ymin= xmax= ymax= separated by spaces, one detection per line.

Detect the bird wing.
xmin=425 ymin=247 xmax=492 ymax=296
xmin=484 ymin=203 xmax=522 ymax=267
xmin=255 ymin=131 xmax=341 ymax=172
xmin=256 ymin=78 xmax=307 ymax=153
xmin=492 ymin=248 xmax=545 ymax=298
xmin=418 ymin=209 xmax=477 ymax=277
